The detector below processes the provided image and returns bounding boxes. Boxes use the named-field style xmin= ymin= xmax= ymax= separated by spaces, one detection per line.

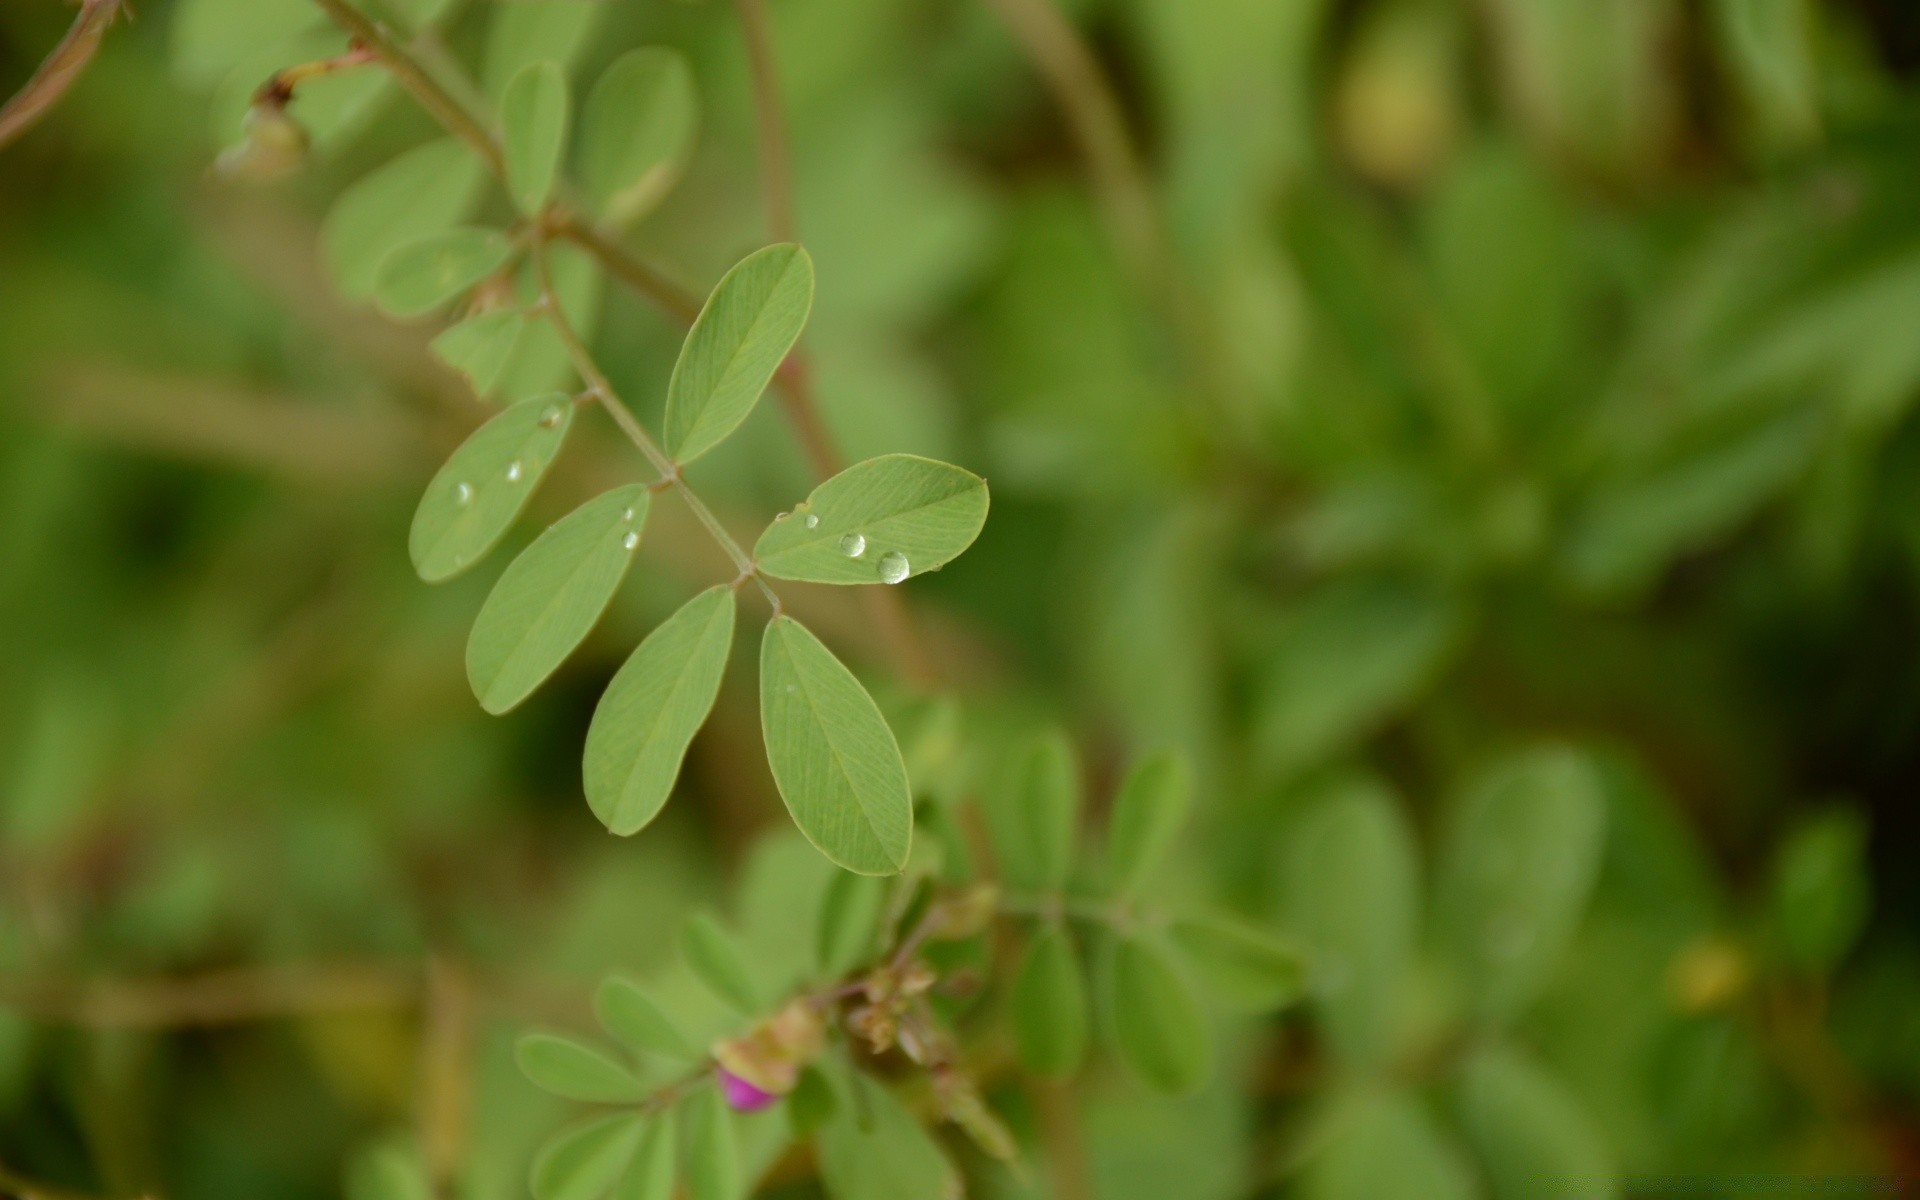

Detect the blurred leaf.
xmin=1305 ymin=1090 xmax=1479 ymax=1200
xmin=322 ymin=139 xmax=486 ymax=299
xmin=753 ymin=454 xmax=989 ymax=586
xmin=817 ymin=1071 xmax=960 ymax=1200
xmin=583 ymin=585 xmax=736 ymax=836
xmin=467 ymin=485 xmax=648 ymax=714
xmin=663 ymin=245 xmax=814 ymax=466
xmin=1170 ymin=912 xmax=1306 ymax=1013
xmin=680 ymin=913 xmax=763 ymax=1016
xmin=431 ymin=308 xmax=528 ymax=400
xmin=502 ymin=61 xmax=569 ymax=215
xmin=171 ymin=0 xmax=317 ymax=83
xmin=516 ymin=1033 xmax=648 ymax=1104
xmin=759 ymin=615 xmax=913 ymax=876
xmin=684 ymin=1086 xmax=740 ymax=1200
xmin=344 ymin=1139 xmax=431 ymax=1200
xmin=1433 ymin=746 xmax=1607 ymax=1019
xmin=1769 ymin=807 xmax=1869 ymax=972
xmin=579 ymin=48 xmax=698 ymax=223
xmin=616 ymin=1111 xmax=677 ymax=1200
xmin=816 ymin=869 xmax=887 ymax=978
xmin=981 ymin=731 xmax=1078 ymax=893
xmin=496 ymin=240 xmax=605 ymax=400
xmin=786 ymin=1065 xmax=837 ymax=1136
xmin=1106 ymin=934 xmax=1213 ymax=1094
xmin=1457 ymin=1045 xmax=1618 ymax=1200
xmin=1011 ymin=921 xmax=1088 ymax=1079
xmin=1708 ymin=0 xmax=1820 ymax=152
xmin=532 ymin=1112 xmax=646 ymax=1200
xmin=1105 ymin=751 xmax=1194 ymax=896
xmin=595 ymin=976 xmax=699 ymax=1062
xmin=482 ymin=0 xmax=604 ymax=99
xmin=409 ymin=394 xmax=574 ymax=583
xmin=374 ymin=227 xmax=514 ymax=319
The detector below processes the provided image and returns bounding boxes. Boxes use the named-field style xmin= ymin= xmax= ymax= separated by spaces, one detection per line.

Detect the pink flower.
xmin=717 ymin=1067 xmax=778 ymax=1112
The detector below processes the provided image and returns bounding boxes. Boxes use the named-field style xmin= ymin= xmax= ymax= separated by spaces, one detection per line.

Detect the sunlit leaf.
xmin=981 ymin=731 xmax=1077 ymax=893
xmin=466 ymin=485 xmax=648 ymax=714
xmin=683 ymin=1086 xmax=739 ymax=1200
xmin=431 ymin=308 xmax=528 ymax=400
xmin=1011 ymin=921 xmax=1087 ymax=1078
xmin=502 ymin=60 xmax=569 ymax=215
xmin=1106 ymin=934 xmax=1212 ymax=1094
xmin=1170 ymin=912 xmax=1305 ymax=1013
xmin=374 ymin=227 xmax=515 ymax=318
xmin=759 ymin=615 xmax=913 ymax=875
xmin=409 ymin=394 xmax=573 ymax=583
xmin=594 ymin=976 xmax=698 ymax=1062
xmin=583 ymin=586 xmax=735 ymax=835
xmin=322 ymin=139 xmax=486 ymax=299
xmin=516 ymin=1032 xmax=648 ymax=1104
xmin=680 ymin=913 xmax=762 ymax=1015
xmin=531 ymin=1113 xmax=646 ymax=1200
xmin=1458 ymin=1045 xmax=1618 ymax=1200
xmin=753 ymin=454 xmax=989 ymax=585
xmin=1105 ymin=751 xmax=1192 ymax=896
xmin=579 ymin=48 xmax=697 ymax=223
xmin=662 ymin=245 xmax=814 ymax=466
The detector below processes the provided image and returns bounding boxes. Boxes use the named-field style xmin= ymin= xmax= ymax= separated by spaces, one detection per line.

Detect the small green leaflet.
xmin=515 ymin=1032 xmax=648 ymax=1103
xmin=531 ymin=1113 xmax=646 ymax=1200
xmin=1305 ymin=1091 xmax=1479 ymax=1200
xmin=410 ymin=395 xmax=573 ymax=583
xmin=578 ymin=48 xmax=697 ymax=223
xmin=815 ymin=870 xmax=886 ymax=978
xmin=374 ymin=227 xmax=514 ymax=318
xmin=502 ymin=60 xmax=569 ymax=215
xmin=1011 ymin=922 xmax=1088 ymax=1079
xmin=583 ymin=586 xmax=735 ymax=835
xmin=430 ymin=308 xmax=528 ymax=399
xmin=593 ymin=975 xmax=698 ymax=1061
xmin=617 ymin=1112 xmax=677 ymax=1200
xmin=1769 ymin=807 xmax=1869 ymax=972
xmin=1170 ymin=912 xmax=1305 ymax=1013
xmin=683 ymin=1087 xmax=739 ymax=1200
xmin=679 ymin=913 xmax=763 ymax=1015
xmin=817 ymin=1072 xmax=960 ymax=1200
xmin=662 ymin=245 xmax=814 ymax=466
xmin=1106 ymin=934 xmax=1213 ymax=1094
xmin=1458 ymin=1046 xmax=1619 ymax=1200
xmin=466 ymin=485 xmax=650 ymax=715
xmin=983 ymin=732 xmax=1077 ymax=892
xmin=322 ymin=138 xmax=485 ymax=299
xmin=1105 ymin=751 xmax=1193 ymax=895
xmin=344 ymin=1140 xmax=430 ymax=1200
xmin=759 ymin=616 xmax=913 ymax=876
xmin=753 ymin=454 xmax=990 ymax=586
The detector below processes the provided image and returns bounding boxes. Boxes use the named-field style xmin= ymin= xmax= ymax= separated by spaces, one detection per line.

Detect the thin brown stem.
xmin=551 ymin=213 xmax=703 ymax=324
xmin=0 ymin=0 xmax=123 ymax=151
xmin=733 ymin=0 xmax=797 ymax=244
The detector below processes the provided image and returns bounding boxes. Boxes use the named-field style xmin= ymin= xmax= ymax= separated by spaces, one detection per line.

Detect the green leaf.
xmin=579 ymin=48 xmax=698 ymax=222
xmin=1106 ymin=934 xmax=1212 ymax=1094
xmin=816 ymin=869 xmax=887 ymax=978
xmin=531 ymin=1113 xmax=646 ymax=1200
xmin=1457 ymin=1046 xmax=1618 ymax=1200
xmin=683 ymin=1086 xmax=739 ymax=1200
xmin=1170 ymin=912 xmax=1305 ymax=1013
xmin=1105 ymin=750 xmax=1193 ymax=895
xmin=502 ymin=60 xmax=569 ymax=215
xmin=1432 ymin=746 xmax=1606 ymax=1019
xmin=1011 ymin=921 xmax=1088 ymax=1079
xmin=1305 ymin=1090 xmax=1479 ymax=1200
xmin=1769 ymin=807 xmax=1869 ymax=972
xmin=171 ymin=0 xmax=318 ymax=84
xmin=758 ymin=616 xmax=913 ymax=875
xmin=466 ymin=486 xmax=649 ymax=715
xmin=1277 ymin=778 xmax=1420 ymax=1069
xmin=409 ymin=395 xmax=574 ymax=583
xmin=679 ymin=913 xmax=762 ymax=1015
xmin=662 ymin=245 xmax=814 ymax=465
xmin=982 ymin=731 xmax=1078 ymax=893
xmin=594 ymin=976 xmax=698 ymax=1061
xmin=786 ymin=1066 xmax=837 ymax=1136
xmin=817 ymin=1071 xmax=960 ymax=1200
xmin=322 ymin=139 xmax=486 ymax=299
xmin=614 ymin=1111 xmax=677 ymax=1200
xmin=344 ymin=1140 xmax=431 ymax=1200
xmin=374 ymin=227 xmax=515 ymax=319
xmin=753 ymin=455 xmax=990 ymax=586
xmin=431 ymin=308 xmax=528 ymax=399
xmin=583 ymin=586 xmax=735 ymax=835
xmin=516 ymin=1033 xmax=648 ymax=1104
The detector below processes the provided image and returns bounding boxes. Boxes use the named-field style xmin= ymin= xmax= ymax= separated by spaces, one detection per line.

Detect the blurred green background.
xmin=3 ymin=0 xmax=1920 ymax=1196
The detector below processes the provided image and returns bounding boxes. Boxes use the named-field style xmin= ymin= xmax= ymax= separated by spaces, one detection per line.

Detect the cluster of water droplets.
xmin=835 ymin=531 xmax=910 ymax=584
xmin=620 ymin=504 xmax=640 ymax=551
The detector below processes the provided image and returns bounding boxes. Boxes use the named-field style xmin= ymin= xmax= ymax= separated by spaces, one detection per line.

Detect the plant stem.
xmin=733 ymin=0 xmax=797 ymax=244
xmin=533 ymin=242 xmax=784 ymax=613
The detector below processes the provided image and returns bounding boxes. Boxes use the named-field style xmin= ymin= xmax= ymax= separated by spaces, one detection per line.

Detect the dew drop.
xmin=838 ymin=533 xmax=866 ymax=558
xmin=785 ymin=683 xmax=797 ymax=694
xmin=538 ymin=404 xmax=564 ymax=428
xmin=505 ymin=460 xmax=524 ymax=483
xmin=804 ymin=514 xmax=819 ymax=529
xmin=877 ymin=551 xmax=910 ymax=585
xmin=622 ymin=531 xmax=640 ymax=551
xmin=773 ymin=511 xmax=789 ymax=522
xmin=621 ymin=507 xmax=636 ymax=522
xmin=453 ymin=481 xmax=473 ymax=506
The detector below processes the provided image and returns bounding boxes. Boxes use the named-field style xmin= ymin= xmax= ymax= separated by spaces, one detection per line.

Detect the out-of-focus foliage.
xmin=2 ymin=0 xmax=1920 ymax=1196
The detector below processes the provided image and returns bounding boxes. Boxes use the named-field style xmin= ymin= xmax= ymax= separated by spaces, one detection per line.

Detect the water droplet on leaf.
xmin=453 ymin=481 xmax=473 ymax=506
xmin=804 ymin=514 xmax=819 ymax=529
xmin=877 ymin=552 xmax=909 ymax=584
xmin=505 ymin=460 xmax=524 ymax=483
xmin=622 ymin=531 xmax=640 ymax=551
xmin=839 ymin=533 xmax=866 ymax=558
